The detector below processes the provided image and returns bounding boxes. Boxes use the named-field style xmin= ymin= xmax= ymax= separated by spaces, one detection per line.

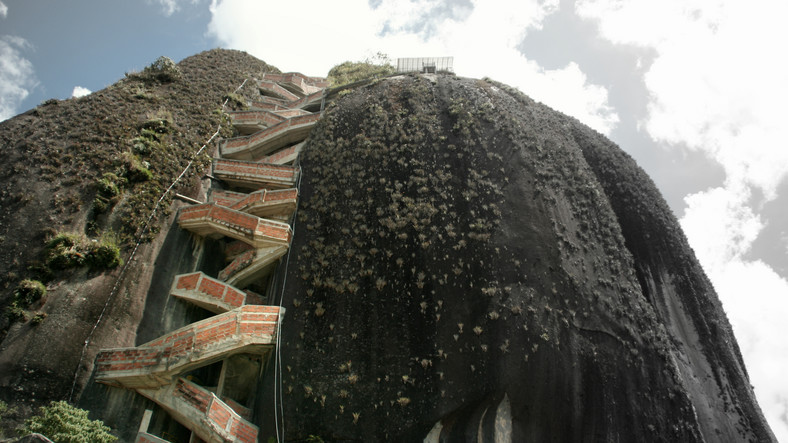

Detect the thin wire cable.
xmin=68 ymin=78 xmax=248 ymax=402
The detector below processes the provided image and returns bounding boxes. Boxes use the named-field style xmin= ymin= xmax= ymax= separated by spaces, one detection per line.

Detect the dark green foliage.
xmin=45 ymin=233 xmax=85 ymax=270
xmin=131 ymin=136 xmax=152 ymax=156
xmin=19 ymin=401 xmax=117 ymax=443
xmin=13 ymin=279 xmax=46 ymax=306
xmin=96 ymin=173 xmax=120 ymax=198
xmin=44 ymin=231 xmax=122 ymax=272
xmin=0 ymin=400 xmax=15 ymax=438
xmin=84 ymin=239 xmax=122 ymax=270
xmin=120 ymin=152 xmax=153 ymax=183
xmin=4 ymin=302 xmax=27 ymax=322
xmin=31 ymin=312 xmax=47 ymax=325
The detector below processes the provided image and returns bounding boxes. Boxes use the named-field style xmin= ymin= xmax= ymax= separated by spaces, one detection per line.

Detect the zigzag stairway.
xmin=95 ymin=72 xmax=327 ymax=443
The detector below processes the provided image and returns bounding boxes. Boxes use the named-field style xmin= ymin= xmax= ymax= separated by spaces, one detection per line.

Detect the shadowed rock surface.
xmin=268 ymin=73 xmax=774 ymax=441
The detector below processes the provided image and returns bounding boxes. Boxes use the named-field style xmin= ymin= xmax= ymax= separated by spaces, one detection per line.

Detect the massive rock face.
xmin=269 ymin=74 xmax=774 ymax=441
xmin=0 ymin=49 xmax=774 ymax=442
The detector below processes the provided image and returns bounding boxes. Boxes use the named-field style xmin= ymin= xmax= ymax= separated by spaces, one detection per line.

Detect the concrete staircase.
xmin=212 ymin=159 xmax=299 ymax=190
xmin=137 ymin=378 xmax=259 ymax=443
xmin=220 ymin=113 xmax=321 ymax=160
xmin=96 ymin=72 xmax=327 ymax=443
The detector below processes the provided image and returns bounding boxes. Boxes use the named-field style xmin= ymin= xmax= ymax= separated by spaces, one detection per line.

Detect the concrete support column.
xmin=138 ymin=409 xmax=153 ymax=434
xmin=216 ymin=358 xmax=228 ymax=398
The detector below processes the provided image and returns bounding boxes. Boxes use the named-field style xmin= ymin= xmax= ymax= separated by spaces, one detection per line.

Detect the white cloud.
xmin=0 ymin=35 xmax=37 ymax=121
xmin=681 ymin=186 xmax=788 ymax=441
xmin=0 ymin=1 xmax=8 ymax=19
xmin=151 ymin=0 xmax=201 ymax=16
xmin=206 ymin=0 xmax=619 ymax=134
xmin=160 ymin=0 xmax=178 ymax=16
xmin=577 ymin=0 xmax=788 ymax=198
xmin=578 ymin=0 xmax=788 ymax=439
xmin=71 ymin=86 xmax=91 ymax=98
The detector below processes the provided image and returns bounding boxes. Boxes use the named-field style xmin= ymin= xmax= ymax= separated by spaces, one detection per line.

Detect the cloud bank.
xmin=0 ymin=35 xmax=37 ymax=121
xmin=206 ymin=0 xmax=618 ymax=134
xmin=577 ymin=0 xmax=788 ymax=438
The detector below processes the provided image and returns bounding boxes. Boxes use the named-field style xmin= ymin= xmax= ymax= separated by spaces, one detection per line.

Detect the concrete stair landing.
xmin=178 ymin=203 xmax=292 ymax=248
xmin=137 ymin=378 xmax=259 ymax=443
xmin=212 ymin=159 xmax=299 ymax=190
xmin=171 ymin=272 xmax=249 ymax=313
xmin=220 ymin=113 xmax=320 ymax=161
xmin=95 ymin=305 xmax=283 ymax=389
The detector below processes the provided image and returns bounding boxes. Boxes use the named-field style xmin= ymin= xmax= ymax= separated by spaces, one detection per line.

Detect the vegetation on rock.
xmin=0 ymin=400 xmax=15 ymax=437
xmin=13 ymin=280 xmax=46 ymax=307
xmin=327 ymin=53 xmax=395 ymax=87
xmin=19 ymin=401 xmax=116 ymax=443
xmin=43 ymin=231 xmax=122 ymax=272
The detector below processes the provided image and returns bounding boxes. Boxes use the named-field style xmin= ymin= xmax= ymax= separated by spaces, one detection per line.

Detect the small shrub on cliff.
xmin=45 ymin=233 xmax=84 ymax=269
xmin=13 ymin=279 xmax=46 ymax=306
xmin=96 ymin=173 xmax=120 ymax=198
xmin=327 ymin=53 xmax=395 ymax=87
xmin=138 ymin=56 xmax=181 ymax=84
xmin=120 ymin=152 xmax=153 ymax=183
xmin=4 ymin=302 xmax=27 ymax=323
xmin=19 ymin=400 xmax=117 ymax=443
xmin=84 ymin=234 xmax=122 ymax=270
xmin=0 ymin=400 xmax=15 ymax=437
xmin=139 ymin=109 xmax=174 ymax=135
xmin=44 ymin=231 xmax=122 ymax=272
xmin=94 ymin=173 xmax=122 ymax=214
xmin=223 ymin=92 xmax=248 ymax=109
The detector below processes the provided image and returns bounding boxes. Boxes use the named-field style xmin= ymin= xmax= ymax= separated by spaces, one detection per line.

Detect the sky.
xmin=2 ymin=0 xmax=787 ymax=438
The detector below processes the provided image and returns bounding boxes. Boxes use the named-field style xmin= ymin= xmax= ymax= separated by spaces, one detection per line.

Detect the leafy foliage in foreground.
xmin=19 ymin=401 xmax=117 ymax=443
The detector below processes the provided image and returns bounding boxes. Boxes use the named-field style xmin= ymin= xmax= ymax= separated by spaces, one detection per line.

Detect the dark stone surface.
xmin=263 ymin=74 xmax=774 ymax=442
